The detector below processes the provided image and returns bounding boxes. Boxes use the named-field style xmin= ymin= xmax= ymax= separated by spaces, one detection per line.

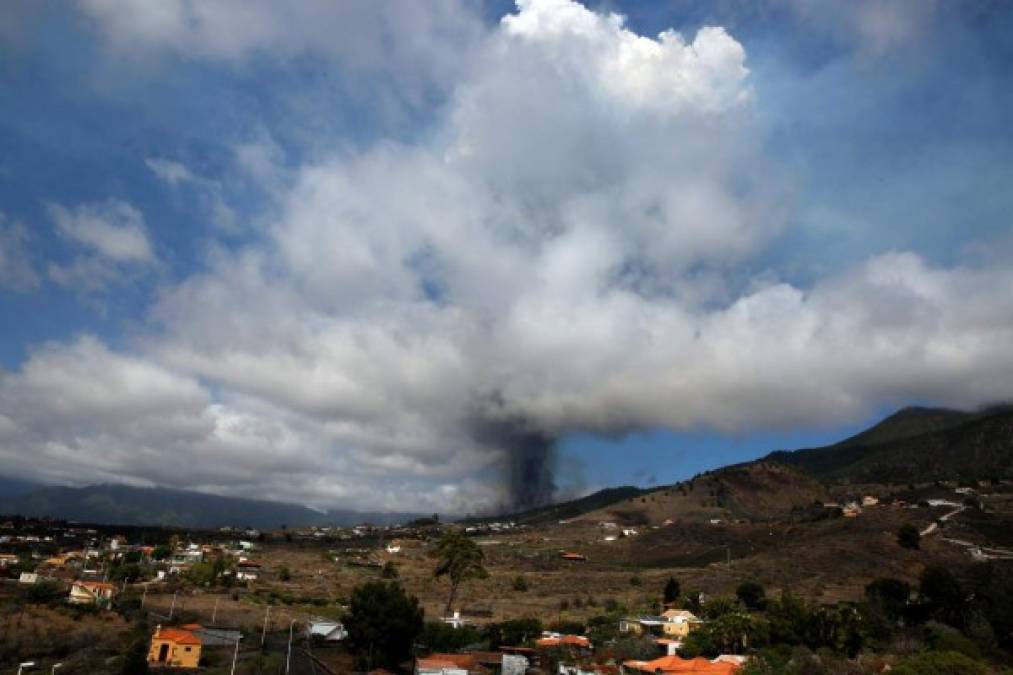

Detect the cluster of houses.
xmin=413 ymin=610 xmax=746 ymax=675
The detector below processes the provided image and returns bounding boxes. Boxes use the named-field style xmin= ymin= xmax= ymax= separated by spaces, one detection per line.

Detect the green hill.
xmin=764 ymin=405 xmax=1013 ymax=484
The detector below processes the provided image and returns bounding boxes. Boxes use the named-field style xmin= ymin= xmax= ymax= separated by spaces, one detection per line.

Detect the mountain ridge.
xmin=0 ymin=482 xmax=425 ymax=529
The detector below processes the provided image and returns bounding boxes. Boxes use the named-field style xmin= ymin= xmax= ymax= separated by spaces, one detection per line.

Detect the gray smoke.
xmin=471 ymin=416 xmax=558 ymax=512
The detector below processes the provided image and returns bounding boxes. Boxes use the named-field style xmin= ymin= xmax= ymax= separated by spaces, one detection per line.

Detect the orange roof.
xmin=76 ymin=581 xmax=115 ymax=590
xmin=623 ymin=655 xmax=740 ymax=674
xmin=154 ymin=627 xmax=202 ymax=646
xmin=421 ymin=653 xmax=476 ymax=668
xmin=535 ymin=635 xmax=591 ymax=648
xmin=180 ymin=623 xmax=205 ymax=631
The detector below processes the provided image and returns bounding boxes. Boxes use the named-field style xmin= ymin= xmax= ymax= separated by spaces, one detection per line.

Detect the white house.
xmin=69 ymin=580 xmax=116 ymax=606
xmin=306 ymin=617 xmax=347 ymax=642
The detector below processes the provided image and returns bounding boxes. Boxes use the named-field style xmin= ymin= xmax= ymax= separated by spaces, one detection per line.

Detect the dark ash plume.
xmin=471 ymin=416 xmax=557 ymax=512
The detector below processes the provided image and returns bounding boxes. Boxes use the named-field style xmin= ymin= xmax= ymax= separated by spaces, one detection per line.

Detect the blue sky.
xmin=1 ymin=0 xmax=1012 ymax=511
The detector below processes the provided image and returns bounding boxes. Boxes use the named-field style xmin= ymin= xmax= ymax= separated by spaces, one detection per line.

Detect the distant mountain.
xmin=0 ymin=475 xmax=40 ymax=499
xmin=0 ymin=483 xmax=423 ymax=529
xmin=764 ymin=405 xmax=1013 ymax=484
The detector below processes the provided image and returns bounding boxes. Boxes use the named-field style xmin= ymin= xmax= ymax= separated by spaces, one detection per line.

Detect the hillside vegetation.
xmin=764 ymin=405 xmax=1013 ymax=484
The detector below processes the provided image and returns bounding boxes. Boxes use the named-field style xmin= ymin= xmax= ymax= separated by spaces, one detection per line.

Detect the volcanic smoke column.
xmin=471 ymin=417 xmax=557 ymax=511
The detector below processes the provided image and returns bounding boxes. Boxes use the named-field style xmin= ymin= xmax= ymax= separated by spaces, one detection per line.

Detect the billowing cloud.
xmin=3 ymin=0 xmax=1013 ymax=512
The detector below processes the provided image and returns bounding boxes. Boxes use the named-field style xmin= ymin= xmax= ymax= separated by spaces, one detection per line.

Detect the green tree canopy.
xmin=344 ymin=580 xmax=424 ymax=671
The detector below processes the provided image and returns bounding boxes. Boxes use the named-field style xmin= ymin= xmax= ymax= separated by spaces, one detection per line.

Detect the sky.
xmin=1 ymin=0 xmax=1012 ymax=513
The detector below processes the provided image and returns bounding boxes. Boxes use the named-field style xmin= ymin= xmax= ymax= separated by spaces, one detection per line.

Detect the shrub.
xmin=897 ymin=524 xmax=920 ymax=550
xmin=736 ymin=581 xmax=767 ymax=610
xmin=890 ymin=650 xmax=990 ymax=675
xmin=512 ymin=575 xmax=528 ymax=592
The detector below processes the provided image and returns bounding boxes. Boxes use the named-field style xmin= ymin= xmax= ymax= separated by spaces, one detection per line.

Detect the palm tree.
xmin=432 ymin=532 xmax=488 ymax=617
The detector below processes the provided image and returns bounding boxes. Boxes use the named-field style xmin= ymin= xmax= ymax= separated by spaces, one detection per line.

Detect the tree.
xmin=344 ymin=580 xmax=424 ymax=671
xmin=277 ymin=565 xmax=292 ymax=582
xmin=512 ymin=575 xmax=528 ymax=592
xmin=432 ymin=532 xmax=487 ymax=617
xmin=920 ymin=566 xmax=965 ymax=626
xmin=865 ymin=578 xmax=910 ymax=621
xmin=897 ymin=524 xmax=920 ymax=549
xmin=381 ymin=561 xmax=399 ymax=579
xmin=486 ymin=618 xmax=542 ymax=647
xmin=663 ymin=576 xmax=681 ymax=604
xmin=736 ymin=581 xmax=766 ymax=610
xmin=120 ymin=638 xmax=151 ymax=675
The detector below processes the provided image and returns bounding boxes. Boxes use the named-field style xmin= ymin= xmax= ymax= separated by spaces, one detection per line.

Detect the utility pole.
xmin=261 ymin=606 xmax=271 ymax=648
xmin=229 ymin=635 xmax=240 ymax=675
xmin=212 ymin=597 xmax=219 ymax=625
xmin=141 ymin=583 xmax=149 ymax=608
xmin=169 ymin=591 xmax=177 ymax=620
xmin=286 ymin=619 xmax=297 ymax=674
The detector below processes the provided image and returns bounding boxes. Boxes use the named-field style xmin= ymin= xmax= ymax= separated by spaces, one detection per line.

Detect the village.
xmin=0 ymin=513 xmax=753 ymax=674
xmin=2 ymin=474 xmax=1011 ymax=674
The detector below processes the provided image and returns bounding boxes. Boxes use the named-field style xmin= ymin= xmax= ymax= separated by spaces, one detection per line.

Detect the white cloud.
xmin=0 ymin=212 xmax=39 ymax=291
xmin=46 ymin=199 xmax=155 ymax=290
xmin=4 ymin=0 xmax=1013 ymax=512
xmin=145 ymin=157 xmax=195 ymax=186
xmin=48 ymin=200 xmax=153 ymax=263
xmin=75 ymin=0 xmax=483 ymax=103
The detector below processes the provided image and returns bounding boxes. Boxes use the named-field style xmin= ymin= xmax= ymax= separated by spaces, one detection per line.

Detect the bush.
xmin=891 ymin=650 xmax=990 ymax=675
xmin=277 ymin=565 xmax=292 ymax=582
xmin=512 ymin=575 xmax=528 ymax=592
xmin=736 ymin=581 xmax=767 ymax=610
xmin=380 ymin=561 xmax=398 ymax=579
xmin=897 ymin=524 xmax=921 ymax=550
xmin=26 ymin=580 xmax=67 ymax=604
xmin=418 ymin=620 xmax=483 ymax=652
xmin=629 ymin=575 xmax=642 ymax=586
xmin=485 ymin=617 xmax=542 ymax=647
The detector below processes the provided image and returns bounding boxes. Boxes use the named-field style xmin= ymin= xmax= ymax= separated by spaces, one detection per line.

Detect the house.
xmin=657 ymin=638 xmax=683 ymax=656
xmin=180 ymin=624 xmax=241 ymax=647
xmin=307 ymin=617 xmax=348 ymax=641
xmin=659 ymin=609 xmax=701 ymax=638
xmin=560 ymin=551 xmax=587 ymax=561
xmin=536 ymin=634 xmax=592 ymax=650
xmin=0 ymin=553 xmax=19 ymax=567
xmin=236 ymin=561 xmax=261 ymax=581
xmin=18 ymin=572 xmax=39 ymax=584
xmin=621 ymin=655 xmax=742 ymax=674
xmin=620 ymin=611 xmax=700 ymax=638
xmin=415 ymin=653 xmax=475 ymax=675
xmin=416 ymin=652 xmax=525 ymax=675
xmin=861 ymin=495 xmax=879 ymax=507
xmin=69 ymin=580 xmax=116 ymax=606
xmin=559 ymin=665 xmax=620 ymax=675
xmin=147 ymin=625 xmax=202 ymax=668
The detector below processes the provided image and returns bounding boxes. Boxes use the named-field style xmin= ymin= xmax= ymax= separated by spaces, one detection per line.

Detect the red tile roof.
xmin=154 ymin=627 xmax=202 ymax=646
xmin=535 ymin=635 xmax=591 ymax=648
xmin=623 ymin=655 xmax=741 ymax=674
